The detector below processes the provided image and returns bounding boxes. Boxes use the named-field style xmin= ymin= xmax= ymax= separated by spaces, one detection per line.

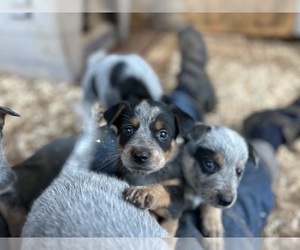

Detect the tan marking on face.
xmin=183 ymin=156 xmax=195 ymax=173
xmin=121 ymin=146 xmax=165 ymax=173
xmin=130 ymin=116 xmax=139 ymax=127
xmin=154 ymin=120 xmax=164 ymax=131
xmin=164 ymin=140 xmax=176 ymax=161
xmin=214 ymin=153 xmax=224 ymax=166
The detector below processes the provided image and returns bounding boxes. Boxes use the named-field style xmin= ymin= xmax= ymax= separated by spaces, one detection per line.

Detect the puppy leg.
xmin=160 ymin=218 xmax=179 ymax=249
xmin=124 ymin=183 xmax=171 ymax=210
xmin=160 ymin=218 xmax=179 ymax=237
xmin=199 ymin=204 xmax=224 ymax=250
xmin=0 ymin=203 xmax=27 ymax=237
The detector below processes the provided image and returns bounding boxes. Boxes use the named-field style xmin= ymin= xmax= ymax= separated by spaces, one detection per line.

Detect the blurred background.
xmin=1 ymin=0 xmax=300 ymax=240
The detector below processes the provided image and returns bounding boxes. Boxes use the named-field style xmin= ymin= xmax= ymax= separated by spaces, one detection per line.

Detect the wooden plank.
xmin=185 ymin=13 xmax=297 ymax=38
xmin=113 ymin=29 xmax=160 ymax=55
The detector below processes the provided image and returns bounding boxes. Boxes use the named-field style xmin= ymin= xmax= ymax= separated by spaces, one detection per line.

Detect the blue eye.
xmin=205 ymin=160 xmax=216 ymax=172
xmin=123 ymin=126 xmax=133 ymax=136
xmin=157 ymin=130 xmax=168 ymax=142
xmin=236 ymin=168 xmax=243 ymax=177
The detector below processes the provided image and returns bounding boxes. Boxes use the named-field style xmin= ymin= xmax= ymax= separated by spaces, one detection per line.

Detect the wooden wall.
xmin=132 ymin=13 xmax=298 ymax=38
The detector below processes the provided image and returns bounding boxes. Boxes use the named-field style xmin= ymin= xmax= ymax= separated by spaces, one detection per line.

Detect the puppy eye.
xmin=204 ymin=160 xmax=216 ymax=172
xmin=157 ymin=130 xmax=169 ymax=142
xmin=123 ymin=126 xmax=134 ymax=136
xmin=236 ymin=168 xmax=243 ymax=177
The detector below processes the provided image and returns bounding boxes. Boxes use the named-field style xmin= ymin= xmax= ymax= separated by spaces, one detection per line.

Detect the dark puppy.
xmin=124 ymin=122 xmax=257 ymax=239
xmin=0 ymin=106 xmax=23 ymax=237
xmin=104 ymin=99 xmax=194 ymax=176
xmin=176 ymin=26 xmax=217 ymax=115
xmin=0 ymin=106 xmax=77 ymax=237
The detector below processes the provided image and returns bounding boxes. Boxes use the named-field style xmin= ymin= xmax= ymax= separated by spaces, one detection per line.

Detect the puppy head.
xmin=104 ymin=100 xmax=194 ymax=175
xmin=183 ymin=123 xmax=258 ymax=208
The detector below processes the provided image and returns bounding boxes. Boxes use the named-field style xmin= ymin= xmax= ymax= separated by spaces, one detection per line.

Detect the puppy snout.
xmin=217 ymin=193 xmax=234 ymax=207
xmin=131 ymin=150 xmax=149 ymax=164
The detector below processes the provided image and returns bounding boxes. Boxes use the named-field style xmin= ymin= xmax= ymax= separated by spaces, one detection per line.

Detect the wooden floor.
xmin=113 ymin=29 xmax=179 ymax=91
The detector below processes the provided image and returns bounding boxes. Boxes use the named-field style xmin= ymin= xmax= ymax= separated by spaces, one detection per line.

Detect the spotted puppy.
xmin=182 ymin=123 xmax=258 ymax=238
xmin=104 ymin=99 xmax=194 ymax=176
xmin=82 ymin=54 xmax=163 ymax=108
xmin=123 ymin=122 xmax=257 ymax=238
xmin=22 ymin=102 xmax=168 ymax=240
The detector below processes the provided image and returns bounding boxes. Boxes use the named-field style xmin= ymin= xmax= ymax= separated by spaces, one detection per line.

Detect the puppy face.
xmin=183 ymin=123 xmax=257 ymax=209
xmin=104 ymin=100 xmax=194 ymax=175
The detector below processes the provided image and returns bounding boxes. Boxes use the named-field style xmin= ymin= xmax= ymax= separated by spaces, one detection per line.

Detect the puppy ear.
xmin=0 ymin=106 xmax=20 ymax=132
xmin=247 ymin=141 xmax=259 ymax=167
xmin=104 ymin=101 xmax=131 ymax=127
xmin=171 ymin=105 xmax=195 ymax=137
xmin=185 ymin=122 xmax=211 ymax=142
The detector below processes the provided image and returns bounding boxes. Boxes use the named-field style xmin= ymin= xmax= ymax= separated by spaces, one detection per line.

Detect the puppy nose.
xmin=217 ymin=194 xmax=234 ymax=207
xmin=132 ymin=150 xmax=149 ymax=164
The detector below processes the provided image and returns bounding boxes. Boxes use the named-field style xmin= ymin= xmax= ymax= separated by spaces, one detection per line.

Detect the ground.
xmin=1 ymin=29 xmax=300 ymax=238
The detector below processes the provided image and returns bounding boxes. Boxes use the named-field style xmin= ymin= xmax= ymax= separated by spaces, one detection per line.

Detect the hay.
xmin=0 ymin=75 xmax=82 ymax=165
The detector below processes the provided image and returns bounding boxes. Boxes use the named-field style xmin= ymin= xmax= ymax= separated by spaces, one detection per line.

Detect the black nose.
xmin=132 ymin=151 xmax=149 ymax=164
xmin=217 ymin=194 xmax=234 ymax=207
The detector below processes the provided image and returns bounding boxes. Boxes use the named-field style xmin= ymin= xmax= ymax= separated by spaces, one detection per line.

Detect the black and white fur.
xmin=104 ymin=99 xmax=194 ymax=176
xmin=82 ymin=54 xmax=163 ymax=108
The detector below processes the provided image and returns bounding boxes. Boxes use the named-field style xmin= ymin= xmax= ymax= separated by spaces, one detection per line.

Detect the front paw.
xmin=200 ymin=214 xmax=224 ymax=237
xmin=200 ymin=237 xmax=224 ymax=250
xmin=123 ymin=186 xmax=155 ymax=209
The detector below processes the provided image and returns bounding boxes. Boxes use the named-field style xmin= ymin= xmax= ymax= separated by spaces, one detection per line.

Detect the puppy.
xmin=0 ymin=107 xmax=19 ymax=195
xmin=0 ymin=106 xmax=25 ymax=237
xmin=176 ymin=26 xmax=217 ymax=114
xmin=22 ymin=102 xmax=168 ymax=239
xmin=82 ymin=54 xmax=163 ymax=108
xmin=0 ymin=107 xmax=78 ymax=237
xmin=182 ymin=123 xmax=258 ymax=238
xmin=103 ymin=99 xmax=194 ymax=176
xmin=123 ymin=122 xmax=257 ymax=239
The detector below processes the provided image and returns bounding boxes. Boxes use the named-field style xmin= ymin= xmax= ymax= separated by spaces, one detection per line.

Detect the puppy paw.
xmin=123 ymin=186 xmax=155 ymax=209
xmin=200 ymin=237 xmax=224 ymax=250
xmin=201 ymin=215 xmax=224 ymax=237
xmin=200 ymin=205 xmax=224 ymax=237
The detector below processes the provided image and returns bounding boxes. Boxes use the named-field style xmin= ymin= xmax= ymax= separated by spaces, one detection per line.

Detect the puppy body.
xmin=22 ymin=103 xmax=168 ymax=238
xmin=0 ymin=107 xmax=26 ymax=237
xmin=22 ymin=171 xmax=167 ymax=238
xmin=0 ymin=107 xmax=18 ymax=195
xmin=124 ymin=123 xmax=257 ymax=238
xmin=82 ymin=54 xmax=163 ymax=108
